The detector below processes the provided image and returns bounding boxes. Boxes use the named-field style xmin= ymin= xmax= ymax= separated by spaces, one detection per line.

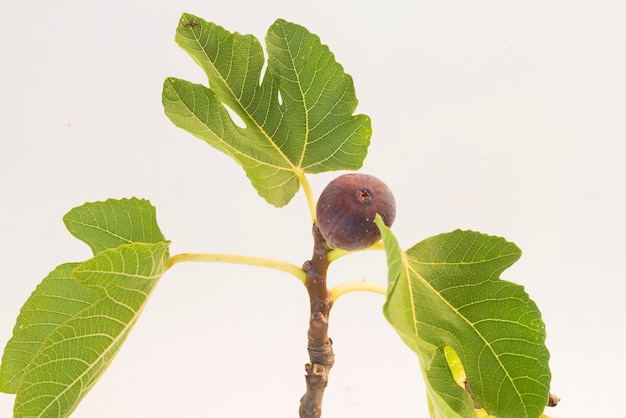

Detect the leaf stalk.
xmin=297 ymin=171 xmax=317 ymax=224
xmin=167 ymin=253 xmax=306 ymax=283
xmin=326 ymin=241 xmax=384 ymax=262
xmin=329 ymin=281 xmax=386 ymax=302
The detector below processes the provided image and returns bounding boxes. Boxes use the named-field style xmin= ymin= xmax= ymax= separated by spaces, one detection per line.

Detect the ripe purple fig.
xmin=315 ymin=173 xmax=396 ymax=251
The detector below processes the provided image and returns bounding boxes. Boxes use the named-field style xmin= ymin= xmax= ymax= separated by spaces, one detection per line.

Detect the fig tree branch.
xmin=299 ymin=225 xmax=334 ymax=418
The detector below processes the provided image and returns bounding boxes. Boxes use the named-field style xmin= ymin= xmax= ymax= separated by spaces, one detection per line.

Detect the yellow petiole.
xmin=167 ymin=253 xmax=307 ymax=284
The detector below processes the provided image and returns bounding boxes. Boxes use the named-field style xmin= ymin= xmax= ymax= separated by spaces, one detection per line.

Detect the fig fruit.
xmin=315 ymin=173 xmax=396 ymax=251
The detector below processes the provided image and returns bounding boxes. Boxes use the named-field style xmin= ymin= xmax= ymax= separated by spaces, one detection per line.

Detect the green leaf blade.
xmin=174 ymin=14 xmax=271 ymax=124
xmin=404 ymin=231 xmax=550 ymax=417
xmin=0 ymin=263 xmax=100 ymax=394
xmin=163 ymin=14 xmax=371 ymax=206
xmin=1 ymin=198 xmax=170 ymax=415
xmin=376 ymin=220 xmax=551 ymax=418
xmin=63 ymin=197 xmax=166 ymax=255
xmin=162 ymin=77 xmax=298 ymax=206
xmin=266 ymin=19 xmax=371 ymax=172
xmin=375 ymin=218 xmax=479 ymax=417
xmin=13 ymin=242 xmax=170 ymax=418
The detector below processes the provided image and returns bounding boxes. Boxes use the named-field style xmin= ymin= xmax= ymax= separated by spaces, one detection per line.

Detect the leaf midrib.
xmin=280 ymin=22 xmax=309 ymax=169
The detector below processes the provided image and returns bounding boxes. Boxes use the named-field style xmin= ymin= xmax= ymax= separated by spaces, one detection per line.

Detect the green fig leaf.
xmin=63 ymin=197 xmax=166 ymax=255
xmin=1 ymin=198 xmax=169 ymax=418
xmin=376 ymin=217 xmax=551 ymax=418
xmin=12 ymin=242 xmax=169 ymax=418
xmin=163 ymin=13 xmax=371 ymax=206
xmin=0 ymin=263 xmax=100 ymax=394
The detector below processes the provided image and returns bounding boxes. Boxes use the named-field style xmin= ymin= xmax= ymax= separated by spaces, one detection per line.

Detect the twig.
xmin=548 ymin=392 xmax=560 ymax=407
xmin=299 ymin=225 xmax=334 ymax=418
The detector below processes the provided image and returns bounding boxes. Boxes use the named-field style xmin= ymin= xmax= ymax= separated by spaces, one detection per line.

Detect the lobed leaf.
xmin=376 ymin=217 xmax=551 ymax=417
xmin=1 ymin=198 xmax=170 ymax=417
xmin=163 ymin=13 xmax=371 ymax=207
xmin=13 ymin=242 xmax=170 ymax=418
xmin=63 ymin=197 xmax=166 ymax=255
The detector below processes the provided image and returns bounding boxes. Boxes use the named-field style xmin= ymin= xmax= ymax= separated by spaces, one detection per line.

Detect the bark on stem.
xmin=299 ymin=225 xmax=334 ymax=418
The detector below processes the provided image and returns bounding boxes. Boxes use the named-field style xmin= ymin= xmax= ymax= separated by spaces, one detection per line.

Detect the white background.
xmin=1 ymin=1 xmax=624 ymax=417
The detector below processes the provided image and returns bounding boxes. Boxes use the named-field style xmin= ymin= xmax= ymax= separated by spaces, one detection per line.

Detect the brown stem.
xmin=547 ymin=392 xmax=560 ymax=407
xmin=299 ymin=225 xmax=334 ymax=418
